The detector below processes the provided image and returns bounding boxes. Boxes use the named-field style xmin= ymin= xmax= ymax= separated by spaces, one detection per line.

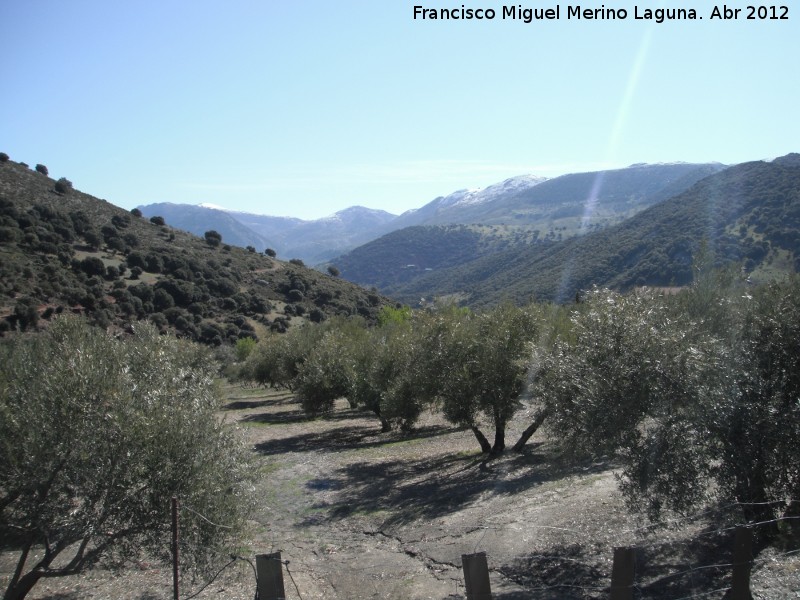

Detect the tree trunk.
xmin=4 ymin=540 xmax=32 ymax=600
xmin=470 ymin=426 xmax=492 ymax=454
xmin=491 ymin=425 xmax=505 ymax=454
xmin=378 ymin=415 xmax=391 ymax=433
xmin=512 ymin=407 xmax=550 ymax=452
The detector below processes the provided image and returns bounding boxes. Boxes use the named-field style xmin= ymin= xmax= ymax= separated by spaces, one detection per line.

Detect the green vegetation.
xmin=344 ymin=157 xmax=800 ymax=308
xmin=204 ymin=229 xmax=222 ymax=247
xmin=237 ymin=270 xmax=800 ymax=540
xmin=0 ymin=159 xmax=392 ymax=342
xmin=536 ymin=273 xmax=800 ymax=537
xmin=53 ymin=177 xmax=72 ymax=195
xmin=0 ymin=317 xmax=254 ymax=600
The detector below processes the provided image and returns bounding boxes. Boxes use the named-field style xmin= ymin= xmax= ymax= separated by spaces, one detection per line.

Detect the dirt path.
xmin=3 ymin=383 xmax=798 ymax=599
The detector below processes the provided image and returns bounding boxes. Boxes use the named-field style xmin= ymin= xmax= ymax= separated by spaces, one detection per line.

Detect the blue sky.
xmin=1 ymin=1 xmax=797 ymax=219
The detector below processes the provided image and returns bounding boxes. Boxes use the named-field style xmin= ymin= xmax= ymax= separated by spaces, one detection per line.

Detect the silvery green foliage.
xmin=344 ymin=319 xmax=423 ymax=432
xmin=0 ymin=317 xmax=254 ymax=600
xmin=536 ymin=287 xmax=725 ymax=518
xmin=417 ymin=304 xmax=541 ymax=453
xmin=536 ymin=278 xmax=800 ymax=525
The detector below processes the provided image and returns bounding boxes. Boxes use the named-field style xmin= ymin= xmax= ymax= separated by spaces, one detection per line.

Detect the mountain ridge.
xmin=382 ymin=156 xmax=800 ymax=307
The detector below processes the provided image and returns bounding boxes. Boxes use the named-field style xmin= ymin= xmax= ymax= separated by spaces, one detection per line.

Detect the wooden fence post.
xmin=731 ymin=526 xmax=753 ymax=600
xmin=610 ymin=546 xmax=636 ymax=600
xmin=257 ymin=552 xmax=286 ymax=600
xmin=461 ymin=552 xmax=492 ymax=600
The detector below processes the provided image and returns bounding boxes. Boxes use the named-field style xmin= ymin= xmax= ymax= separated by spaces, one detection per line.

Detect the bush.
xmin=0 ymin=318 xmax=253 ymax=600
xmin=54 ymin=177 xmax=73 ymax=194
xmin=265 ymin=248 xmax=277 ymax=258
xmin=80 ymin=256 xmax=107 ymax=277
xmin=0 ymin=152 xmax=9 ymax=162
xmin=204 ymin=230 xmax=222 ymax=247
xmin=149 ymin=215 xmax=165 ymax=226
xmin=35 ymin=164 xmax=48 ymax=176
xmin=235 ymin=336 xmax=257 ymax=361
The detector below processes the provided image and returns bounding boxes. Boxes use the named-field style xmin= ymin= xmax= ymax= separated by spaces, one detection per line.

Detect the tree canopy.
xmin=0 ymin=317 xmax=254 ymax=600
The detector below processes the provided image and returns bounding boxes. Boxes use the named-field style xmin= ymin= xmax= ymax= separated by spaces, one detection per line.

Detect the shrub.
xmin=0 ymin=152 xmax=9 ymax=162
xmin=54 ymin=177 xmax=73 ymax=194
xmin=235 ymin=336 xmax=257 ymax=361
xmin=10 ymin=297 xmax=40 ymax=331
xmin=80 ymin=256 xmax=107 ymax=277
xmin=111 ymin=214 xmax=130 ymax=229
xmin=149 ymin=215 xmax=165 ymax=226
xmin=130 ymin=208 xmax=142 ymax=218
xmin=265 ymin=248 xmax=277 ymax=258
xmin=204 ymin=230 xmax=222 ymax=247
xmin=0 ymin=318 xmax=254 ymax=600
xmin=35 ymin=164 xmax=48 ymax=176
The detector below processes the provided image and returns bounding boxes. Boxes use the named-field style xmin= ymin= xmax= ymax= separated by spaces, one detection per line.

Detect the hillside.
xmin=137 ymin=202 xmax=277 ymax=252
xmin=385 ymin=155 xmax=800 ymax=306
xmin=137 ymin=163 xmax=721 ymax=268
xmin=138 ymin=202 xmax=397 ymax=265
xmin=0 ymin=158 xmax=392 ymax=342
xmin=334 ymin=162 xmax=725 ymax=290
xmin=389 ymin=162 xmax=725 ymax=231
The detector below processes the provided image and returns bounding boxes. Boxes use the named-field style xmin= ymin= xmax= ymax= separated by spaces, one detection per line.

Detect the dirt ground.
xmin=3 ymin=383 xmax=799 ymax=599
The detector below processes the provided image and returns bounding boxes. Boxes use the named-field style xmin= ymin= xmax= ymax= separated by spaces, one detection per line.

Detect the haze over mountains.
xmin=373 ymin=155 xmax=800 ymax=307
xmin=3 ymin=152 xmax=798 ymax=326
xmin=138 ymin=162 xmax=724 ymax=264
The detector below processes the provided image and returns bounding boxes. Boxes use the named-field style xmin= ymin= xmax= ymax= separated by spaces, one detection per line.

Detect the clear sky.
xmin=1 ymin=1 xmax=797 ymax=220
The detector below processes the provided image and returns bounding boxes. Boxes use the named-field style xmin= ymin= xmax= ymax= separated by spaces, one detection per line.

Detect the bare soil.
xmin=3 ymin=384 xmax=798 ymax=599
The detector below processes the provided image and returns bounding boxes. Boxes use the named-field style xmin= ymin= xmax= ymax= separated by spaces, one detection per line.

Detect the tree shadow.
xmin=299 ymin=445 xmax=615 ymax=529
xmin=242 ymin=406 xmax=368 ymax=426
xmin=253 ymin=423 xmax=455 ymax=456
xmin=495 ymin=544 xmax=609 ymax=599
xmin=633 ymin=527 xmax=734 ymax=598
xmin=223 ymin=391 xmax=296 ymax=411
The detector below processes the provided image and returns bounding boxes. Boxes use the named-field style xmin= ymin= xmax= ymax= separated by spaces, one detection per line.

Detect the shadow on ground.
xmin=253 ymin=423 xmax=456 ymax=456
xmin=300 ymin=443 xmax=613 ymax=528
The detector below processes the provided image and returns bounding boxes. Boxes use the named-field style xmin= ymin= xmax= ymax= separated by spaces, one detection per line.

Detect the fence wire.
xmin=173 ymin=498 xmax=798 ymax=599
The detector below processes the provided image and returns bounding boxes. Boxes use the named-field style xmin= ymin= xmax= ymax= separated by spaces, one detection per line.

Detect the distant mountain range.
xmin=372 ymin=154 xmax=800 ymax=307
xmin=5 ymin=152 xmax=796 ymax=326
xmin=136 ymin=203 xmax=397 ymax=264
xmin=137 ymin=162 xmax=724 ymax=265
xmin=332 ymin=162 xmax=728 ymax=290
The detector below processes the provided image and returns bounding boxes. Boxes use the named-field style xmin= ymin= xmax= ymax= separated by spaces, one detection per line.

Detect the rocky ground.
xmin=2 ymin=383 xmax=798 ymax=599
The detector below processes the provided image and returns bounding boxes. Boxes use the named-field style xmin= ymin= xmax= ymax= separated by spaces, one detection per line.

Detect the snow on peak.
xmin=198 ymin=202 xmax=228 ymax=211
xmin=437 ymin=174 xmax=547 ymax=208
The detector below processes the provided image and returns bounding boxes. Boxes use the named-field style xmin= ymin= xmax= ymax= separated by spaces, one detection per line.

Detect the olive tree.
xmin=537 ymin=280 xmax=800 ymax=531
xmin=345 ymin=318 xmax=424 ymax=432
xmin=0 ymin=318 xmax=254 ymax=600
xmin=294 ymin=319 xmax=363 ymax=416
xmin=239 ymin=323 xmax=327 ymax=390
xmin=419 ymin=305 xmax=539 ymax=453
xmin=537 ymin=288 xmax=721 ymax=517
